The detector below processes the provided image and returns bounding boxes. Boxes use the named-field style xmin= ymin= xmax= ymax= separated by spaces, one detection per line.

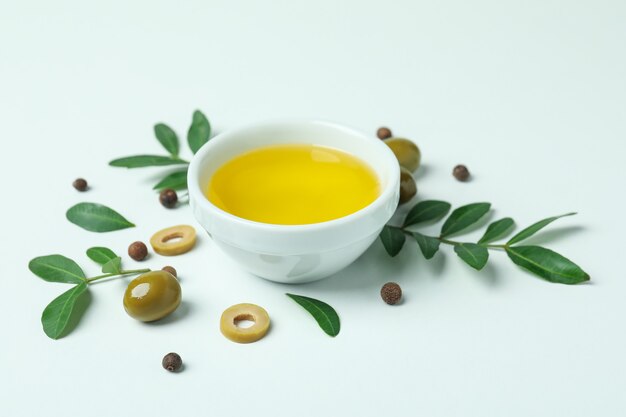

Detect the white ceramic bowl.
xmin=187 ymin=120 xmax=400 ymax=283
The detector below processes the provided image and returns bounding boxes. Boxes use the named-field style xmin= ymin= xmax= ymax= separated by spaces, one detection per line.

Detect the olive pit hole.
xmin=161 ymin=233 xmax=184 ymax=244
xmin=234 ymin=314 xmax=256 ymax=329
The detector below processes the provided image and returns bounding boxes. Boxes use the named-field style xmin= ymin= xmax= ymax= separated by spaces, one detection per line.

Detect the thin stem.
xmin=485 ymin=244 xmax=508 ymax=250
xmin=390 ymin=225 xmax=508 ymax=250
xmin=86 ymin=268 xmax=150 ymax=283
xmin=172 ymin=156 xmax=190 ymax=164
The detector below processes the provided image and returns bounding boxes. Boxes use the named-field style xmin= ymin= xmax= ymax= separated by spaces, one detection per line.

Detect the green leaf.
xmin=41 ymin=282 xmax=88 ymax=339
xmin=441 ymin=202 xmax=491 ymax=237
xmin=187 ymin=110 xmax=211 ymax=154
xmin=506 ymin=245 xmax=589 ymax=284
xmin=28 ymin=255 xmax=86 ymax=284
xmin=86 ymin=247 xmax=118 ymax=265
xmin=154 ymin=123 xmax=179 ymax=156
xmin=379 ymin=226 xmax=406 ymax=257
xmin=454 ymin=243 xmax=489 ymax=270
xmin=66 ymin=202 xmax=135 ymax=232
xmin=286 ymin=293 xmax=340 ymax=337
xmin=101 ymin=256 xmax=122 ymax=274
xmin=109 ymin=155 xmax=187 ymax=169
xmin=153 ymin=169 xmax=188 ymax=191
xmin=478 ymin=217 xmax=515 ymax=245
xmin=507 ymin=213 xmax=577 ymax=245
xmin=404 ymin=200 xmax=452 ymax=227
xmin=411 ymin=232 xmax=440 ymax=259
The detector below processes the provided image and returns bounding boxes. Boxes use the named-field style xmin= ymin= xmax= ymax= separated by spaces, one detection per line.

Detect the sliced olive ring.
xmin=220 ymin=303 xmax=270 ymax=344
xmin=150 ymin=225 xmax=197 ymax=256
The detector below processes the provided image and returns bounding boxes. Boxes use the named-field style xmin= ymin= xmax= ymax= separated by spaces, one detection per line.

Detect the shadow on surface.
xmin=471 ymin=262 xmax=500 ymax=288
xmin=519 ymin=225 xmax=586 ymax=246
xmin=414 ymin=163 xmax=429 ymax=181
xmin=148 ymin=300 xmax=193 ymax=325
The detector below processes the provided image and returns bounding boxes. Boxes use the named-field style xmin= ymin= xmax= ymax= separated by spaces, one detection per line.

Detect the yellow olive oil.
xmin=206 ymin=144 xmax=380 ymax=225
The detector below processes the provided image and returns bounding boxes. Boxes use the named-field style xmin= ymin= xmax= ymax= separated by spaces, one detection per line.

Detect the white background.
xmin=1 ymin=1 xmax=625 ymax=416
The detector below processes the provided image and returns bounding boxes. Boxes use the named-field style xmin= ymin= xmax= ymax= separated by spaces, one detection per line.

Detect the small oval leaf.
xmin=28 ymin=255 xmax=86 ymax=284
xmin=286 ymin=293 xmax=340 ymax=337
xmin=404 ymin=200 xmax=452 ymax=227
xmin=41 ymin=282 xmax=88 ymax=339
xmin=507 ymin=213 xmax=577 ymax=245
xmin=86 ymin=247 xmax=118 ymax=265
xmin=506 ymin=245 xmax=589 ymax=284
xmin=66 ymin=202 xmax=135 ymax=232
xmin=154 ymin=123 xmax=179 ymax=156
xmin=109 ymin=155 xmax=187 ymax=169
xmin=441 ymin=202 xmax=491 ymax=237
xmin=411 ymin=232 xmax=441 ymax=259
xmin=454 ymin=243 xmax=489 ymax=270
xmin=101 ymin=256 xmax=122 ymax=274
xmin=187 ymin=110 xmax=211 ymax=154
xmin=153 ymin=169 xmax=188 ymax=191
xmin=379 ymin=226 xmax=406 ymax=257
xmin=478 ymin=217 xmax=515 ymax=245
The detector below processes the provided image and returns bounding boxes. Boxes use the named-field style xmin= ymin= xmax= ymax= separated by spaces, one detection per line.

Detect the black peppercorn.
xmin=162 ymin=266 xmax=177 ymax=278
xmin=380 ymin=282 xmax=402 ymax=305
xmin=377 ymin=127 xmax=393 ymax=140
xmin=72 ymin=178 xmax=88 ymax=191
xmin=128 ymin=241 xmax=148 ymax=261
xmin=159 ymin=188 xmax=178 ymax=208
xmin=162 ymin=352 xmax=183 ymax=372
xmin=453 ymin=165 xmax=470 ymax=181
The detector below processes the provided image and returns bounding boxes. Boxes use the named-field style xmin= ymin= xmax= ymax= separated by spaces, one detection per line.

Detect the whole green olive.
xmin=385 ymin=138 xmax=421 ymax=172
xmin=399 ymin=167 xmax=417 ymax=204
xmin=123 ymin=270 xmax=181 ymax=322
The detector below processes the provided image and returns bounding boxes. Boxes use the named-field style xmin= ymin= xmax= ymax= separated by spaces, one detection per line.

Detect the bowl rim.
xmin=187 ymin=119 xmax=400 ymax=235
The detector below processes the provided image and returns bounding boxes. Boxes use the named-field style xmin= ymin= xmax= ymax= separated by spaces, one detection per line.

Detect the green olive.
xmin=123 ymin=271 xmax=181 ymax=322
xmin=399 ymin=167 xmax=417 ymax=204
xmin=385 ymin=138 xmax=421 ymax=172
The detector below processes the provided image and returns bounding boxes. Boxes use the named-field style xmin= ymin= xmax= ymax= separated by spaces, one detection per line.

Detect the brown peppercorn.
xmin=162 ymin=266 xmax=177 ymax=278
xmin=72 ymin=178 xmax=88 ymax=191
xmin=162 ymin=352 xmax=183 ymax=372
xmin=453 ymin=164 xmax=470 ymax=181
xmin=380 ymin=282 xmax=402 ymax=305
xmin=377 ymin=126 xmax=393 ymax=140
xmin=159 ymin=188 xmax=178 ymax=208
xmin=128 ymin=241 xmax=148 ymax=261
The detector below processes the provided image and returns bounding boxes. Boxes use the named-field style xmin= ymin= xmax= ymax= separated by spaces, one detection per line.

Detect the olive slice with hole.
xmin=220 ymin=303 xmax=270 ymax=344
xmin=150 ymin=225 xmax=197 ymax=256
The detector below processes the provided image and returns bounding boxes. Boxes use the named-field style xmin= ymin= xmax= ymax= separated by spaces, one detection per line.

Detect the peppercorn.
xmin=159 ymin=188 xmax=178 ymax=208
xmin=162 ymin=266 xmax=177 ymax=278
xmin=162 ymin=352 xmax=183 ymax=372
xmin=380 ymin=282 xmax=402 ymax=305
xmin=72 ymin=178 xmax=88 ymax=191
xmin=128 ymin=241 xmax=148 ymax=261
xmin=453 ymin=164 xmax=470 ymax=181
xmin=377 ymin=127 xmax=393 ymax=140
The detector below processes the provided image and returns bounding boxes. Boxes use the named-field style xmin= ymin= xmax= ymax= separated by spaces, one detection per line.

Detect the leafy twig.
xmin=379 ymin=200 xmax=589 ymax=284
xmin=29 ymin=248 xmax=150 ymax=339
xmin=109 ymin=110 xmax=211 ymax=192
